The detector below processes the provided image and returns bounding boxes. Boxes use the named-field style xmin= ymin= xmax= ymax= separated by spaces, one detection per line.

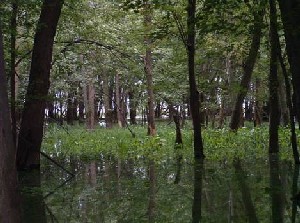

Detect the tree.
xmin=268 ymin=0 xmax=280 ymax=153
xmin=229 ymin=0 xmax=265 ymax=131
xmin=17 ymin=0 xmax=64 ymax=170
xmin=143 ymin=1 xmax=156 ymax=136
xmin=0 ymin=23 xmax=21 ymax=223
xmin=187 ymin=0 xmax=204 ymax=158
xmin=277 ymin=0 xmax=300 ymax=125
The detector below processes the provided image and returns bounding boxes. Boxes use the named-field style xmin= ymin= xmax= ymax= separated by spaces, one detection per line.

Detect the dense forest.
xmin=1 ymin=0 xmax=300 ymax=222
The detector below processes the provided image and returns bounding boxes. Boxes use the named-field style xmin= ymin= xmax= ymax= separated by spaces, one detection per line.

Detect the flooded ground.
xmin=20 ymin=154 xmax=300 ymax=222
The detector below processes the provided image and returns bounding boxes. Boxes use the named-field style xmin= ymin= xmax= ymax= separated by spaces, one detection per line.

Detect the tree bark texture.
xmin=229 ymin=2 xmax=265 ymax=131
xmin=10 ymin=1 xmax=18 ymax=145
xmin=187 ymin=0 xmax=204 ymax=158
xmin=269 ymin=0 xmax=280 ymax=153
xmin=17 ymin=0 xmax=64 ymax=170
xmin=278 ymin=0 xmax=300 ymax=124
xmin=144 ymin=1 xmax=156 ymax=136
xmin=0 ymin=24 xmax=21 ymax=223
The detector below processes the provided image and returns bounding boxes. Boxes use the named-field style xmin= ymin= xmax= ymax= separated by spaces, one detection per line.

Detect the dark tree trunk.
xmin=66 ymin=91 xmax=75 ymax=125
xmin=274 ymin=3 xmax=300 ymax=163
xmin=229 ymin=2 xmax=265 ymax=131
xmin=269 ymin=0 xmax=280 ymax=153
xmin=128 ymin=91 xmax=137 ymax=125
xmin=16 ymin=0 xmax=64 ymax=170
xmin=187 ymin=0 xmax=204 ymax=159
xmin=78 ymin=84 xmax=85 ymax=123
xmin=254 ymin=78 xmax=263 ymax=127
xmin=0 ymin=24 xmax=22 ymax=223
xmin=144 ymin=1 xmax=156 ymax=136
xmin=10 ymin=1 xmax=18 ymax=145
xmin=278 ymin=0 xmax=300 ymax=125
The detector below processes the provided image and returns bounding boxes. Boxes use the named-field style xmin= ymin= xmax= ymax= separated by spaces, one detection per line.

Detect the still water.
xmin=19 ymin=154 xmax=300 ymax=222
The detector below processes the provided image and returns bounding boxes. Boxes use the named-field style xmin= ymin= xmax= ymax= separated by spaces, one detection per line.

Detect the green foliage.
xmin=43 ymin=123 xmax=296 ymax=163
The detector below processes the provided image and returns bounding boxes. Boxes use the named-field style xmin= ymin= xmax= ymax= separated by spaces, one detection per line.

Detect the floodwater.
xmin=17 ymin=154 xmax=300 ymax=222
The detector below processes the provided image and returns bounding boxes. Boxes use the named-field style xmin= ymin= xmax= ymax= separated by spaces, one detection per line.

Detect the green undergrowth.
xmin=42 ymin=123 xmax=296 ymax=163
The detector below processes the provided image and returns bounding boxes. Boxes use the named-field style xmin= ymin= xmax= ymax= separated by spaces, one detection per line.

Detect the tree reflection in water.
xmin=19 ymin=170 xmax=47 ymax=223
xmin=192 ymin=158 xmax=204 ymax=223
xmin=269 ymin=153 xmax=284 ymax=223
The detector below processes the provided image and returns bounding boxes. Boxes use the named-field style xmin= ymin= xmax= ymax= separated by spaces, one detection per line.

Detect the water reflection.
xmin=0 ymin=165 xmax=21 ymax=222
xmin=38 ymin=155 xmax=300 ymax=222
xmin=292 ymin=164 xmax=300 ymax=223
xmin=19 ymin=170 xmax=47 ymax=223
xmin=192 ymin=159 xmax=204 ymax=223
xmin=233 ymin=159 xmax=258 ymax=223
xmin=269 ymin=154 xmax=284 ymax=223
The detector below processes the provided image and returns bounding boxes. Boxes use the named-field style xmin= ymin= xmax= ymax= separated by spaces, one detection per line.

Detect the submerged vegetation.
xmin=43 ymin=122 xmax=295 ymax=163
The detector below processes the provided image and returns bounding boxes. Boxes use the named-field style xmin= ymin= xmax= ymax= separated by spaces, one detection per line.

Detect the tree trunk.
xmin=275 ymin=1 xmax=300 ymax=163
xmin=144 ymin=1 xmax=156 ymax=136
xmin=229 ymin=2 xmax=265 ymax=131
xmin=115 ymin=73 xmax=123 ymax=127
xmin=103 ymin=71 xmax=113 ymax=128
xmin=187 ymin=0 xmax=204 ymax=159
xmin=10 ymin=1 xmax=18 ymax=145
xmin=16 ymin=0 xmax=64 ymax=170
xmin=84 ymin=81 xmax=95 ymax=130
xmin=254 ymin=78 xmax=263 ymax=127
xmin=269 ymin=0 xmax=280 ymax=153
xmin=277 ymin=0 xmax=300 ymax=125
xmin=0 ymin=24 xmax=22 ymax=223
xmin=128 ymin=91 xmax=137 ymax=125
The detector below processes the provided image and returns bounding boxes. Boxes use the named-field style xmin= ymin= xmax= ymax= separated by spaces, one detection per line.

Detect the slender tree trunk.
xmin=115 ymin=73 xmax=123 ymax=127
xmin=254 ymin=78 xmax=263 ymax=127
xmin=269 ymin=0 xmax=280 ymax=153
xmin=187 ymin=0 xmax=204 ymax=158
xmin=78 ymin=83 xmax=85 ymax=123
xmin=128 ymin=91 xmax=137 ymax=125
xmin=103 ymin=71 xmax=113 ymax=128
xmin=0 ymin=24 xmax=21 ymax=223
xmin=274 ymin=11 xmax=300 ymax=163
xmin=229 ymin=2 xmax=265 ymax=131
xmin=277 ymin=0 xmax=300 ymax=125
xmin=84 ymin=81 xmax=95 ymax=130
xmin=16 ymin=0 xmax=64 ymax=170
xmin=10 ymin=1 xmax=18 ymax=145
xmin=143 ymin=1 xmax=156 ymax=136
